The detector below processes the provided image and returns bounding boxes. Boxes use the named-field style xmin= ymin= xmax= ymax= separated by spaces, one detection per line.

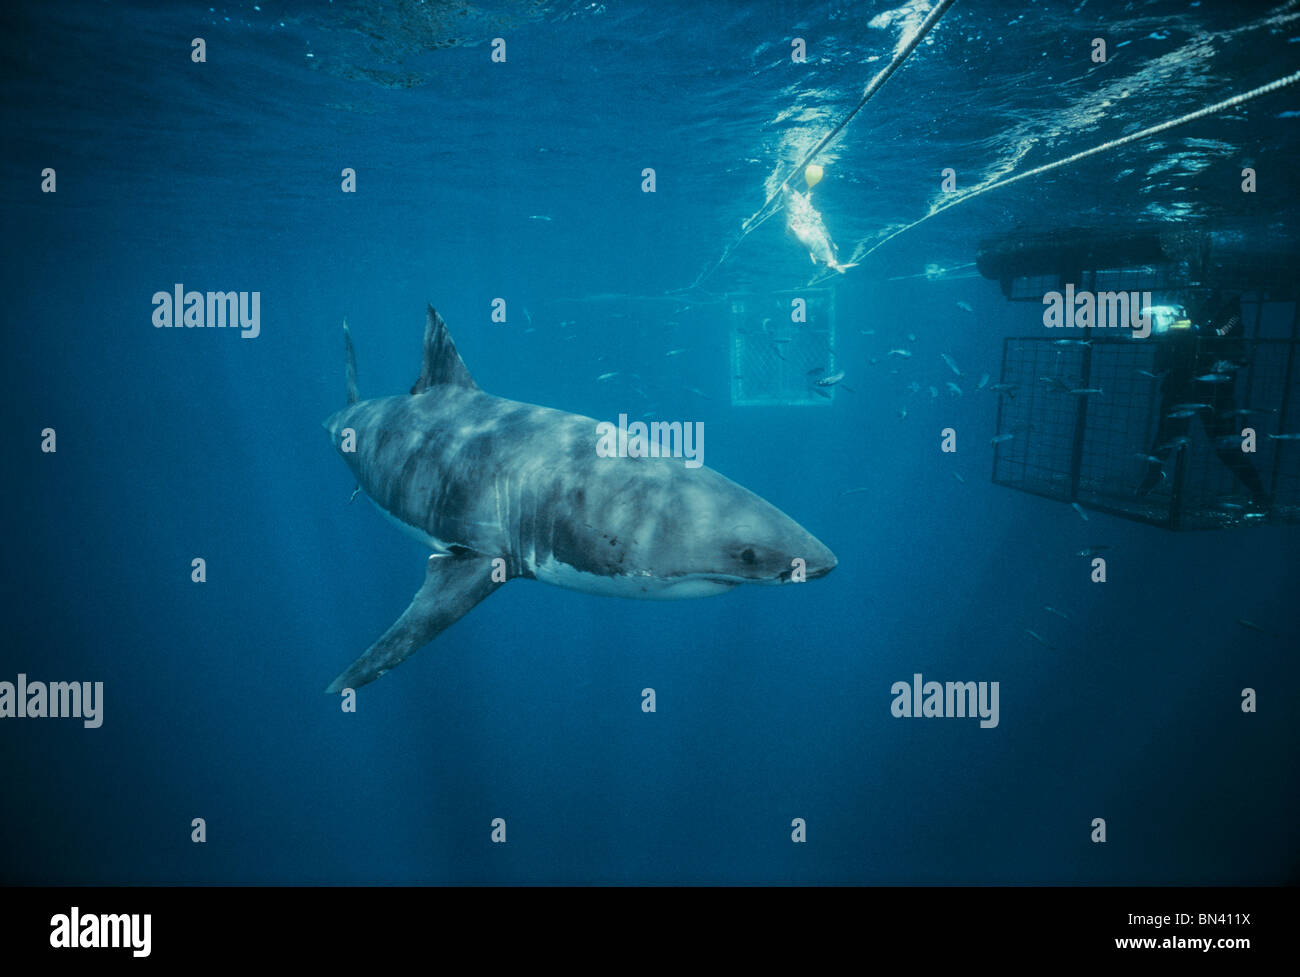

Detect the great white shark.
xmin=322 ymin=305 xmax=837 ymax=693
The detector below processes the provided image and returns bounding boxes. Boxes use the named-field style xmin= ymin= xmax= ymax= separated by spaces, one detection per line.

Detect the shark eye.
xmin=740 ymin=548 xmax=757 ymax=564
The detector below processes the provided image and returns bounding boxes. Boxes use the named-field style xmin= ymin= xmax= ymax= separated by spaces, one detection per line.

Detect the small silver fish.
xmin=1238 ymin=619 xmax=1276 ymax=637
xmin=1071 ymin=502 xmax=1089 ymax=521
xmin=597 ymin=371 xmax=619 ymax=381
xmin=1171 ymin=403 xmax=1210 ymax=411
xmin=1268 ymin=432 xmax=1300 ymax=440
xmin=977 ymin=373 xmax=990 ymax=390
xmin=888 ymin=348 xmax=912 ymax=358
xmin=1134 ymin=453 xmax=1162 ymax=464
xmin=941 ymin=353 xmax=962 ymax=376
xmin=816 ymin=370 xmax=846 ymax=387
xmin=897 ymin=408 xmax=908 ymax=420
xmin=665 ymin=347 xmax=688 ymax=357
xmin=945 ymin=382 xmax=962 ymax=397
xmin=1194 ymin=373 xmax=1232 ymax=383
xmin=839 ymin=487 xmax=872 ymax=498
xmin=1024 ymin=629 xmax=1055 ymax=649
xmin=952 ymin=471 xmax=966 ymax=483
xmin=1219 ymin=407 xmax=1274 ymax=418
xmin=1070 ymin=388 xmax=1103 ymax=396
xmin=1157 ymin=436 xmax=1190 ymax=451
xmin=956 ymin=301 xmax=973 ymax=313
xmin=1138 ymin=369 xmax=1169 ymax=379
xmin=1053 ymin=339 xmax=1091 ymax=347
xmin=1044 ymin=606 xmax=1070 ymax=621
xmin=1166 ymin=409 xmax=1199 ymax=419
xmin=929 ymin=386 xmax=939 ymax=399
xmin=991 ymin=433 xmax=1015 ymax=444
xmin=1076 ymin=546 xmax=1110 ymax=557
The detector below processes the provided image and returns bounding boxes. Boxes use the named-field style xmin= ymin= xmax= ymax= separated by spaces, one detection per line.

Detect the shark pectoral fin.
xmin=324 ymin=552 xmax=505 ymax=694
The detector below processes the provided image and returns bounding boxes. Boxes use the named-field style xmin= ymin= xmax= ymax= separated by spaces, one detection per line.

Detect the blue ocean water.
xmin=2 ymin=0 xmax=1297 ymax=884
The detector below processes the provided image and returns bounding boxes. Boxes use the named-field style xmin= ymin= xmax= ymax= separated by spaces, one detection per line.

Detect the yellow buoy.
xmin=804 ymin=164 xmax=824 ymax=189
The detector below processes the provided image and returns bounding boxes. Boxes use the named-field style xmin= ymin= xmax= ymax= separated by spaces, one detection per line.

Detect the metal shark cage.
xmin=978 ymin=226 xmax=1300 ymax=529
xmin=990 ymin=334 xmax=1299 ymax=529
xmin=728 ymin=288 xmax=836 ymax=407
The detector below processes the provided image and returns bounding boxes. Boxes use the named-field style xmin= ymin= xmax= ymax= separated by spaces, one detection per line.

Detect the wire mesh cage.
xmin=729 ymin=289 xmax=836 ymax=407
xmin=991 ymin=335 xmax=1300 ymax=529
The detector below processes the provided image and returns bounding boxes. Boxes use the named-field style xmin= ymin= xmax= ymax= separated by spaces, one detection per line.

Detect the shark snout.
xmin=804 ymin=538 xmax=837 ymax=579
xmin=778 ymin=536 xmax=836 ymax=582
xmin=807 ymin=542 xmax=837 ymax=579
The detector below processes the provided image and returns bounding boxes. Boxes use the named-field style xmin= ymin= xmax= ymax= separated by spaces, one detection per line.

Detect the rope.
xmin=853 ymin=68 xmax=1300 ymax=264
xmin=688 ymin=0 xmax=956 ymax=288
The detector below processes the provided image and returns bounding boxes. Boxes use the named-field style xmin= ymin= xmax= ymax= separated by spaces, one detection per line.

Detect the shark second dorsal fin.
xmin=411 ymin=304 xmax=478 ymax=395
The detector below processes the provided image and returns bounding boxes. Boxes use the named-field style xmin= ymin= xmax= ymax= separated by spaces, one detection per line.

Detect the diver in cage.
xmin=1135 ymin=290 xmax=1271 ymax=511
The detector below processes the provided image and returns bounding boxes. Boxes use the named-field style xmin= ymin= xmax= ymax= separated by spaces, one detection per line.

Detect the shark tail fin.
xmin=324 ymin=551 xmax=505 ymax=693
xmin=411 ymin=304 xmax=479 ymax=395
xmin=343 ymin=319 xmax=359 ymax=406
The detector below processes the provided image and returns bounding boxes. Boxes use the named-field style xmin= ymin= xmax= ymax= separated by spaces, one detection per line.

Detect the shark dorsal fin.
xmin=411 ymin=304 xmax=478 ymax=394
